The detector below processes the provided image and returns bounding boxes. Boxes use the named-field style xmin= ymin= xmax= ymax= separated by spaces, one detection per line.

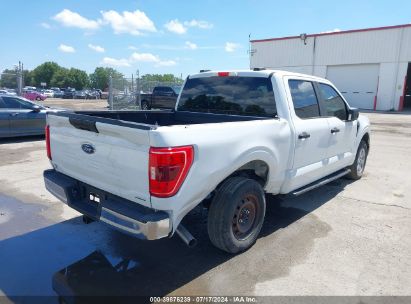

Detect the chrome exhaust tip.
xmin=176 ymin=225 xmax=197 ymax=248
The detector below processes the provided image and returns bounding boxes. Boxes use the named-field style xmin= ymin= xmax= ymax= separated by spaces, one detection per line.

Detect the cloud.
xmin=128 ymin=46 xmax=138 ymax=50
xmin=100 ymin=57 xmax=130 ymax=67
xmin=130 ymin=52 xmax=176 ymax=67
xmin=164 ymin=19 xmax=187 ymax=34
xmin=88 ymin=44 xmax=105 ymax=52
xmin=225 ymin=42 xmax=241 ymax=52
xmin=184 ymin=19 xmax=213 ymax=29
xmin=58 ymin=44 xmax=75 ymax=53
xmin=185 ymin=41 xmax=198 ymax=50
xmin=53 ymin=9 xmax=100 ymax=30
xmin=320 ymin=28 xmax=341 ymax=34
xmin=41 ymin=22 xmax=51 ymax=29
xmin=101 ymin=52 xmax=177 ymax=68
xmin=155 ymin=60 xmax=176 ymax=67
xmin=130 ymin=52 xmax=159 ymax=62
xmin=141 ymin=43 xmax=219 ymax=51
xmin=101 ymin=10 xmax=156 ymax=35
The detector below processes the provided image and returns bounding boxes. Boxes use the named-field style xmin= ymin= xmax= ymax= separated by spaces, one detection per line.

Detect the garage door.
xmin=326 ymin=64 xmax=379 ymax=110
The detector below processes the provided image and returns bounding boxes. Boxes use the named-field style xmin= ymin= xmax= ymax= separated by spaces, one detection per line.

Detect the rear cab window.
xmin=288 ymin=80 xmax=321 ymax=119
xmin=177 ymin=76 xmax=277 ymax=117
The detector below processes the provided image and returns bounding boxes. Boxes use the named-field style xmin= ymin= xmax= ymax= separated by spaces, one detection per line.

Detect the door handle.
xmin=10 ymin=113 xmax=19 ymax=117
xmin=298 ymin=132 xmax=311 ymax=139
xmin=331 ymin=127 xmax=340 ymax=134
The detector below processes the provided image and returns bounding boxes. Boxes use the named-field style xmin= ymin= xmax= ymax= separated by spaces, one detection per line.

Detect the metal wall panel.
xmin=251 ymin=26 xmax=411 ymax=68
xmin=315 ymin=29 xmax=401 ymax=65
xmin=251 ymin=37 xmax=314 ymax=68
xmin=251 ymin=26 xmax=411 ymax=111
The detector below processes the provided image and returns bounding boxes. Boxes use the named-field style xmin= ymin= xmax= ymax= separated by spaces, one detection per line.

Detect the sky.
xmin=1 ymin=0 xmax=411 ymax=78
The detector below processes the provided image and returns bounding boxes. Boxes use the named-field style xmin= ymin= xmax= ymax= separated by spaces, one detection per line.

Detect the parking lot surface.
xmin=0 ymin=110 xmax=410 ymax=299
xmin=41 ymin=98 xmax=108 ymax=110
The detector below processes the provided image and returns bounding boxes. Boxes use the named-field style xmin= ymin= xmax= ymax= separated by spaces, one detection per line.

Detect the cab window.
xmin=288 ymin=80 xmax=320 ymax=119
xmin=318 ymin=83 xmax=348 ymax=120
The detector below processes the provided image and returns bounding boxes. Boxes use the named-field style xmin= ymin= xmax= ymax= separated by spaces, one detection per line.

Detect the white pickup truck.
xmin=44 ymin=70 xmax=370 ymax=253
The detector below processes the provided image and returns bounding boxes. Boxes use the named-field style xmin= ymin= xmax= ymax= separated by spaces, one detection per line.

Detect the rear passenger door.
xmin=284 ymin=78 xmax=331 ymax=191
xmin=316 ymin=82 xmax=357 ymax=169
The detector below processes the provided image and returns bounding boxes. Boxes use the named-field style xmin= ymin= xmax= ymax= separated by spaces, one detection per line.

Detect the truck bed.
xmin=54 ymin=110 xmax=271 ymax=129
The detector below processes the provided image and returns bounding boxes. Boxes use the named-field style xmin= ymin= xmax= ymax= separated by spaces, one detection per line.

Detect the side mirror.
xmin=32 ymin=105 xmax=41 ymax=112
xmin=347 ymin=108 xmax=359 ymax=121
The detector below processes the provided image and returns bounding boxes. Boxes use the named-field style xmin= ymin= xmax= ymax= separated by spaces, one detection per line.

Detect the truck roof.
xmin=189 ymin=69 xmax=330 ymax=83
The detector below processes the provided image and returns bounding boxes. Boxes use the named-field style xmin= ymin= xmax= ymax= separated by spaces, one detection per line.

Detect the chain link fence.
xmin=108 ymin=75 xmax=184 ymax=110
xmin=0 ymin=70 xmax=23 ymax=95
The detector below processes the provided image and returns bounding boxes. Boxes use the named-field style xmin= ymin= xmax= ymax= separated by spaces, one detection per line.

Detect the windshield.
xmin=177 ymin=76 xmax=277 ymax=117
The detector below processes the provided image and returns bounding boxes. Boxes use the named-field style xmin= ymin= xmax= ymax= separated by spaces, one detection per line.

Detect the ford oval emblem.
xmin=81 ymin=143 xmax=95 ymax=154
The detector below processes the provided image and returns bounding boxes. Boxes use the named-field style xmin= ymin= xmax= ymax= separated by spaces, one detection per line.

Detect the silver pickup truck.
xmin=44 ymin=70 xmax=370 ymax=253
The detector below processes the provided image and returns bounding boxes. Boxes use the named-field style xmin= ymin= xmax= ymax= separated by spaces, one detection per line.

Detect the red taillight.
xmin=45 ymin=125 xmax=51 ymax=160
xmin=149 ymin=146 xmax=194 ymax=198
xmin=218 ymin=72 xmax=230 ymax=77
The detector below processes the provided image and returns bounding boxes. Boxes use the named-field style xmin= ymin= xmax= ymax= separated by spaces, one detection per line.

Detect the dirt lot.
xmin=41 ymin=97 xmax=109 ymax=110
xmin=0 ymin=109 xmax=410 ymax=300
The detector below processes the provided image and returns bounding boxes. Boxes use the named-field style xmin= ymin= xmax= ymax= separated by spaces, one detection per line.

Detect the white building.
xmin=250 ymin=24 xmax=411 ymax=111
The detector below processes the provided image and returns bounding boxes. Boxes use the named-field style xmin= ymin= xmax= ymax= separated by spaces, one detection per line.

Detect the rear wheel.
xmin=36 ymin=96 xmax=41 ymax=101
xmin=347 ymin=140 xmax=368 ymax=180
xmin=207 ymin=177 xmax=266 ymax=253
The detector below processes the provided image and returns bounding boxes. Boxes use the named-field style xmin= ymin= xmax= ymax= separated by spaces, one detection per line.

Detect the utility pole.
xmin=21 ymin=62 xmax=24 ymax=89
xmin=16 ymin=61 xmax=23 ymax=96
xmin=108 ymin=75 xmax=113 ymax=110
xmin=136 ymin=69 xmax=141 ymax=108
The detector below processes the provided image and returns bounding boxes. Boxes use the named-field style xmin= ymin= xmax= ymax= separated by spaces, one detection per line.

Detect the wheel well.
xmin=361 ymin=133 xmax=370 ymax=150
xmin=201 ymin=160 xmax=269 ymax=209
xmin=218 ymin=160 xmax=269 ymax=189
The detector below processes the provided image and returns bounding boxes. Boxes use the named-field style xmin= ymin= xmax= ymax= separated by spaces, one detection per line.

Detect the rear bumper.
xmin=43 ymin=169 xmax=170 ymax=240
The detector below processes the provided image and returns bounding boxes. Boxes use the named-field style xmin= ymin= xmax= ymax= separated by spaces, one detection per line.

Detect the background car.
xmin=23 ymin=86 xmax=36 ymax=91
xmin=74 ymin=90 xmax=87 ymax=99
xmin=43 ymin=89 xmax=55 ymax=98
xmin=0 ymin=96 xmax=53 ymax=137
xmin=85 ymin=90 xmax=100 ymax=99
xmin=62 ymin=88 xmax=76 ymax=99
xmin=23 ymin=90 xmax=47 ymax=101
xmin=52 ymin=89 xmax=64 ymax=98
xmin=0 ymin=89 xmax=17 ymax=96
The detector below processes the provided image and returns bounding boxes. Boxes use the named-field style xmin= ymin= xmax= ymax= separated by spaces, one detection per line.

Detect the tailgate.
xmin=47 ymin=112 xmax=152 ymax=207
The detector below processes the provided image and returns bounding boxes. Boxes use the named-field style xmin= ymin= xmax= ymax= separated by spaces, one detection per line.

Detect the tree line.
xmin=0 ymin=61 xmax=183 ymax=91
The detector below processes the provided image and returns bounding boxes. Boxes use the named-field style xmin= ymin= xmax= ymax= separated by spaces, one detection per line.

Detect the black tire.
xmin=36 ymin=96 xmax=41 ymax=101
xmin=141 ymin=100 xmax=149 ymax=110
xmin=207 ymin=177 xmax=266 ymax=253
xmin=347 ymin=140 xmax=368 ymax=180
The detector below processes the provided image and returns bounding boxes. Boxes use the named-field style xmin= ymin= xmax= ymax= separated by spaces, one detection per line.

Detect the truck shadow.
xmin=0 ymin=178 xmax=353 ymax=301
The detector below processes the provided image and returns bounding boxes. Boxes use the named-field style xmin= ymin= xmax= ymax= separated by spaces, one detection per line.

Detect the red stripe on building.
xmin=399 ymin=76 xmax=407 ymax=111
xmin=373 ymin=76 xmax=380 ymax=111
